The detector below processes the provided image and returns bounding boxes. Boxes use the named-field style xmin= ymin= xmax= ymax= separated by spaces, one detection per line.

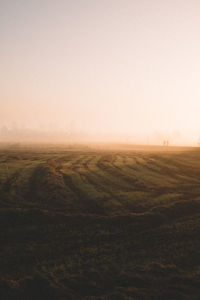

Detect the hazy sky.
xmin=1 ymin=0 xmax=200 ymax=142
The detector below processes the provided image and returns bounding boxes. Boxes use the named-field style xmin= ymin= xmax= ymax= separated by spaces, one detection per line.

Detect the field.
xmin=1 ymin=144 xmax=200 ymax=299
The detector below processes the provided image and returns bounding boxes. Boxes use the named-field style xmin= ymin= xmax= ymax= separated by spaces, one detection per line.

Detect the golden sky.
xmin=1 ymin=0 xmax=200 ymax=144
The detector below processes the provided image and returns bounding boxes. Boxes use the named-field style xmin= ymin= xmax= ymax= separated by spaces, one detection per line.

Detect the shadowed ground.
xmin=1 ymin=144 xmax=200 ymax=299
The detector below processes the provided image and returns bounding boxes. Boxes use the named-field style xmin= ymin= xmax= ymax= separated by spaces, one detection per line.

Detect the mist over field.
xmin=0 ymin=125 xmax=199 ymax=146
xmin=1 ymin=0 xmax=200 ymax=146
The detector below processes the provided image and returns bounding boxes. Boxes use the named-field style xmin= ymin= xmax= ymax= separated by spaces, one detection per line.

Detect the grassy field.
xmin=1 ymin=144 xmax=200 ymax=299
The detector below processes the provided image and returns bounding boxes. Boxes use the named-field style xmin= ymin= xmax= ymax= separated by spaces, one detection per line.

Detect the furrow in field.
xmin=90 ymin=154 xmax=158 ymax=211
xmin=86 ymin=154 xmax=159 ymax=211
xmin=61 ymin=170 xmax=108 ymax=213
xmin=81 ymin=155 xmax=126 ymax=208
xmin=111 ymin=154 xmax=162 ymax=189
xmin=85 ymin=154 xmax=134 ymax=192
xmin=60 ymin=154 xmax=112 ymax=212
xmin=59 ymin=154 xmax=102 ymax=202
xmin=130 ymin=155 xmax=200 ymax=199
xmin=56 ymin=153 xmax=85 ymax=171
xmin=120 ymin=154 xmax=199 ymax=207
xmin=123 ymin=155 xmax=178 ymax=188
xmin=96 ymin=154 xmax=138 ymax=191
xmin=149 ymin=155 xmax=200 ymax=184
xmin=70 ymin=154 xmax=92 ymax=172
xmin=169 ymin=155 xmax=200 ymax=176
xmin=136 ymin=156 xmax=179 ymax=181
xmin=2 ymin=161 xmax=39 ymax=193
xmin=61 ymin=154 xmax=134 ymax=211
xmin=113 ymin=154 xmax=147 ymax=187
xmin=27 ymin=161 xmax=79 ymax=210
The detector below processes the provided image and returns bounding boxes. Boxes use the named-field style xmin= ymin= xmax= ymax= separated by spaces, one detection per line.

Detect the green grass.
xmin=1 ymin=144 xmax=200 ymax=299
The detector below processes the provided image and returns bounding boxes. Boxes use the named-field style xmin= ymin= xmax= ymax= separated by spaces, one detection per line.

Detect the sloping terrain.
xmin=1 ymin=145 xmax=200 ymax=299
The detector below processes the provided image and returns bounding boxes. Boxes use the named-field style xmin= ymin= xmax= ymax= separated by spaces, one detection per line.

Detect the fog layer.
xmin=1 ymin=0 xmax=200 ymax=145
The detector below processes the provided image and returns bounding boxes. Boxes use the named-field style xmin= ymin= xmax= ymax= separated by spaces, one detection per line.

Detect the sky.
xmin=1 ymin=0 xmax=200 ymax=144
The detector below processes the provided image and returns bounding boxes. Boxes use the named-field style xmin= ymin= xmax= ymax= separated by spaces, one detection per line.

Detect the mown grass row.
xmin=1 ymin=149 xmax=200 ymax=213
